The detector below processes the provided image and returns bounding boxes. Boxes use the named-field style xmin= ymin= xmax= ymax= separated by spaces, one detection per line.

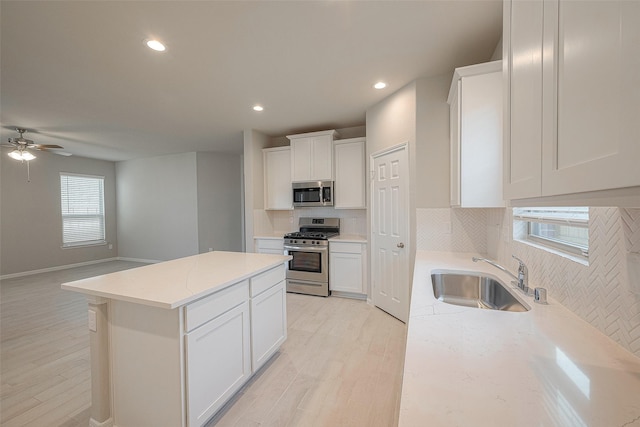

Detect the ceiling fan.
xmin=2 ymin=128 xmax=71 ymax=161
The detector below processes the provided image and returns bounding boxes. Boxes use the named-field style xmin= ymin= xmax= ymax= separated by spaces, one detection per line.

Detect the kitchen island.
xmin=62 ymin=251 xmax=291 ymax=427
xmin=400 ymin=251 xmax=640 ymax=426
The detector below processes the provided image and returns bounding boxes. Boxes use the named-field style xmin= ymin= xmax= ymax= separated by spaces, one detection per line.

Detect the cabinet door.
xmin=250 ymin=281 xmax=287 ymax=371
xmin=185 ymin=301 xmax=251 ymax=427
xmin=504 ymin=0 xmax=544 ymax=199
xmin=291 ymin=138 xmax=312 ymax=182
xmin=263 ymin=147 xmax=292 ymax=210
xmin=311 ymin=135 xmax=333 ymax=181
xmin=329 ymin=251 xmax=363 ymax=294
xmin=334 ymin=139 xmax=366 ymax=209
xmin=541 ymin=0 xmax=640 ymax=195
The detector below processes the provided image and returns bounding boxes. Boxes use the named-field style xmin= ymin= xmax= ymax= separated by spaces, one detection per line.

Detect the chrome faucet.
xmin=472 ymin=255 xmax=529 ymax=295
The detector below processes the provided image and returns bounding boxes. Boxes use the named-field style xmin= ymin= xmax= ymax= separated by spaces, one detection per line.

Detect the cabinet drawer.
xmin=185 ymin=281 xmax=249 ymax=332
xmin=250 ymin=264 xmax=286 ymax=297
xmin=330 ymin=242 xmax=362 ymax=254
xmin=256 ymin=239 xmax=284 ymax=251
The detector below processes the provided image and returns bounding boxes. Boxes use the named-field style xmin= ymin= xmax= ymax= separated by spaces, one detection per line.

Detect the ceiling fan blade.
xmin=1 ymin=143 xmax=17 ymax=148
xmin=30 ymin=144 xmax=65 ymax=150
xmin=50 ymin=150 xmax=73 ymax=157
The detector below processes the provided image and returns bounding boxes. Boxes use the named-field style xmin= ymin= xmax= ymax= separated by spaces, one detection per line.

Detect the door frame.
xmin=369 ymin=142 xmax=411 ymax=322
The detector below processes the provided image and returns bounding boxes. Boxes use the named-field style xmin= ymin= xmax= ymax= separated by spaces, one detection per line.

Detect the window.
xmin=60 ymin=173 xmax=106 ymax=247
xmin=513 ymin=207 xmax=589 ymax=258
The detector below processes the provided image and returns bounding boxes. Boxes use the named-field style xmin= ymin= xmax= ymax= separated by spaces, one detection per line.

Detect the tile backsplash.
xmin=254 ymin=208 xmax=367 ymax=236
xmin=416 ymin=207 xmax=640 ymax=358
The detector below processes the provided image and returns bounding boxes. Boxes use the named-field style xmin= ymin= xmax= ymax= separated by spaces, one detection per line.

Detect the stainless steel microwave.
xmin=292 ymin=181 xmax=334 ymax=207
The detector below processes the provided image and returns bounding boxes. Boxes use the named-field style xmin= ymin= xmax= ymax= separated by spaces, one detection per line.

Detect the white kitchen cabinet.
xmin=448 ymin=61 xmax=504 ymax=208
xmin=250 ymin=279 xmax=286 ymax=371
xmin=288 ymin=129 xmax=338 ymax=182
xmin=329 ymin=241 xmax=367 ymax=296
xmin=504 ymin=0 xmax=640 ymax=201
xmin=541 ymin=0 xmax=640 ymax=196
xmin=334 ymin=137 xmax=366 ymax=209
xmin=185 ymin=300 xmax=251 ymax=427
xmin=254 ymin=237 xmax=284 ymax=255
xmin=263 ymin=147 xmax=292 ymax=210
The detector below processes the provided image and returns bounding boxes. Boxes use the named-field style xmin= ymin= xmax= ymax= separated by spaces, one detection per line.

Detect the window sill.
xmin=62 ymin=241 xmax=107 ymax=249
xmin=514 ymin=238 xmax=589 ymax=267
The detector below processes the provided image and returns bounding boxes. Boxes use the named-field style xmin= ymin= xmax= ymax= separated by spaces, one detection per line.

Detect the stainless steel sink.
xmin=431 ymin=272 xmax=529 ymax=312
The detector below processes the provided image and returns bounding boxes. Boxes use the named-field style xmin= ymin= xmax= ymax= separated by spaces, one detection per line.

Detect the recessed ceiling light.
xmin=146 ymin=39 xmax=166 ymax=52
xmin=253 ymin=105 xmax=264 ymax=112
xmin=374 ymin=82 xmax=387 ymax=90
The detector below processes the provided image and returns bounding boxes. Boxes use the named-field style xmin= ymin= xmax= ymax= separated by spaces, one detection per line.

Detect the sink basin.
xmin=431 ymin=272 xmax=529 ymax=312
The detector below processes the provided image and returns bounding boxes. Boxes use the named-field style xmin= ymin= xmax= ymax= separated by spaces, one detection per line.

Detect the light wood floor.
xmin=1 ymin=261 xmax=407 ymax=427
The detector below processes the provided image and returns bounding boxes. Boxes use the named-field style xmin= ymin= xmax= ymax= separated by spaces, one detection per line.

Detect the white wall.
xmin=0 ymin=151 xmax=118 ymax=276
xmin=196 ymin=152 xmax=243 ymax=253
xmin=243 ymin=129 xmax=271 ymax=251
xmin=116 ymin=152 xmax=199 ymax=262
xmin=416 ymin=74 xmax=452 ymax=208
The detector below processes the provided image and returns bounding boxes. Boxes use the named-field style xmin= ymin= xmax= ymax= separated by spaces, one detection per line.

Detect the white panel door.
xmin=541 ymin=0 xmax=640 ymax=195
xmin=504 ymin=0 xmax=544 ymax=199
xmin=371 ymin=144 xmax=409 ymax=322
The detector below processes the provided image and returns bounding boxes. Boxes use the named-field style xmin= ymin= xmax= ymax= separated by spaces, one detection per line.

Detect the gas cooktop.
xmin=284 ymin=217 xmax=340 ymax=241
xmin=284 ymin=231 xmax=339 ymax=240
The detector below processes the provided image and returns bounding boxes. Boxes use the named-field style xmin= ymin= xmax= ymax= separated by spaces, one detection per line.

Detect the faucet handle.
xmin=512 ymin=254 xmax=526 ymax=266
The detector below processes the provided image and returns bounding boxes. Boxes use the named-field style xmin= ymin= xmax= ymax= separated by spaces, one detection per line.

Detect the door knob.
xmin=397 ymin=243 xmax=405 ymax=248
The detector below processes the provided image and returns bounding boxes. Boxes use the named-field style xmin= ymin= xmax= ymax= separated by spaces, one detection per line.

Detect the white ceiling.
xmin=1 ymin=1 xmax=502 ymax=162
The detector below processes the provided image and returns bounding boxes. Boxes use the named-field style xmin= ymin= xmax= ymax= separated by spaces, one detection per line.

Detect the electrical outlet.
xmin=208 ymin=248 xmax=213 ymax=252
xmin=108 ymin=243 xmax=113 ymax=250
xmin=88 ymin=309 xmax=97 ymax=332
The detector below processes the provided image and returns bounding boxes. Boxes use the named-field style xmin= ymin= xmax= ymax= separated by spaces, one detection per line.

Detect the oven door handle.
xmin=284 ymin=245 xmax=328 ymax=252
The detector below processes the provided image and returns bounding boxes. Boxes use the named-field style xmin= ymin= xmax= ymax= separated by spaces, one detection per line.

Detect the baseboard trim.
xmin=89 ymin=417 xmax=114 ymax=427
xmin=0 ymin=258 xmax=119 ymax=280
xmin=116 ymin=257 xmax=162 ymax=264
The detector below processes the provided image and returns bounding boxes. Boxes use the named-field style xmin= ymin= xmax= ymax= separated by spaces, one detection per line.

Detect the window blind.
xmin=512 ymin=207 xmax=589 ymax=227
xmin=60 ymin=173 xmax=105 ymax=247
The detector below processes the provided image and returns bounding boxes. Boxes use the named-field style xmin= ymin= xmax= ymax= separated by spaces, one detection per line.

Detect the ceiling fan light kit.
xmin=8 ymin=149 xmax=36 ymax=161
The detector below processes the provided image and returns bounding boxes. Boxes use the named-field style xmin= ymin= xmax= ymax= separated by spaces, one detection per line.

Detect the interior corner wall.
xmin=196 ymin=151 xmax=243 ymax=253
xmin=243 ymin=129 xmax=271 ymax=252
xmin=415 ymin=74 xmax=453 ymax=208
xmin=116 ymin=152 xmax=199 ymax=262
xmin=0 ymin=152 xmax=117 ymax=276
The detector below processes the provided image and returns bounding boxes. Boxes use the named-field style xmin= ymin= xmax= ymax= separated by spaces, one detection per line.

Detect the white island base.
xmin=62 ymin=251 xmax=291 ymax=427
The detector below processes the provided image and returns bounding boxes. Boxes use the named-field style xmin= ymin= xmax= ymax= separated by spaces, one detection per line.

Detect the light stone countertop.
xmin=400 ymin=251 xmax=640 ymax=427
xmin=61 ymin=251 xmax=290 ymax=309
xmin=253 ymin=234 xmax=287 ymax=240
xmin=329 ymin=234 xmax=367 ymax=243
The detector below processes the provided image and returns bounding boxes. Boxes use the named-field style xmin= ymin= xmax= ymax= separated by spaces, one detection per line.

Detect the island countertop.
xmin=61 ymin=251 xmax=291 ymax=309
xmin=400 ymin=251 xmax=640 ymax=427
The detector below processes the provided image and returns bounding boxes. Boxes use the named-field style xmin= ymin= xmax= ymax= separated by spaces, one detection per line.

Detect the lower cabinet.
xmin=250 ymin=280 xmax=287 ymax=371
xmin=254 ymin=238 xmax=284 ymax=255
xmin=185 ymin=301 xmax=251 ymax=426
xmin=329 ymin=241 xmax=367 ymax=296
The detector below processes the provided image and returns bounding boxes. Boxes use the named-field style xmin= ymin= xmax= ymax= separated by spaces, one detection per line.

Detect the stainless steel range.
xmin=284 ymin=217 xmax=339 ymax=297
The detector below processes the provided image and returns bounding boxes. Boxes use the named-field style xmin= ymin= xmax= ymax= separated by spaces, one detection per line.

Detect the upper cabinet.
xmin=448 ymin=61 xmax=504 ymax=208
xmin=263 ymin=147 xmax=292 ymax=210
xmin=334 ymin=137 xmax=366 ymax=209
xmin=288 ymin=130 xmax=338 ymax=182
xmin=504 ymin=0 xmax=640 ymax=201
